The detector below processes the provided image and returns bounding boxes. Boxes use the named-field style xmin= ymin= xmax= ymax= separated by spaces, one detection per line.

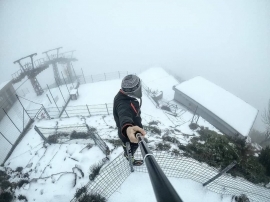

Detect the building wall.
xmin=173 ymin=88 xmax=241 ymax=137
xmin=0 ymin=81 xmax=16 ymax=121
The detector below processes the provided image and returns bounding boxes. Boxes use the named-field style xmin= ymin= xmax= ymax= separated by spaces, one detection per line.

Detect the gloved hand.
xmin=126 ymin=126 xmax=146 ymax=143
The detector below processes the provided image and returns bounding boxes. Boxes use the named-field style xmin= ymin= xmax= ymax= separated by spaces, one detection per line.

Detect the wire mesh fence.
xmin=71 ymin=150 xmax=270 ymax=202
xmin=35 ymin=124 xmax=110 ymax=155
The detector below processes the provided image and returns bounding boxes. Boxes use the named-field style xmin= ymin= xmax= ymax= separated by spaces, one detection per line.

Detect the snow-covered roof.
xmin=174 ymin=76 xmax=258 ymax=136
xmin=0 ymin=80 xmax=11 ymax=90
xmin=139 ymin=67 xmax=179 ymax=101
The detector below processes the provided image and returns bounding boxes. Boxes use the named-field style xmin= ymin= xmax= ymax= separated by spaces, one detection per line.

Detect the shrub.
xmin=189 ymin=123 xmax=199 ymax=130
xmin=162 ymin=135 xmax=180 ymax=144
xmin=106 ymin=139 xmax=122 ymax=147
xmin=15 ymin=167 xmax=23 ymax=173
xmin=161 ymin=105 xmax=171 ymax=112
xmin=258 ymin=146 xmax=270 ymax=176
xmin=171 ymin=149 xmax=181 ymax=156
xmin=18 ymin=194 xmax=28 ymax=201
xmin=144 ymin=126 xmax=161 ymax=135
xmin=17 ymin=179 xmax=29 ymax=189
xmin=78 ymin=193 xmax=106 ymax=202
xmin=156 ymin=143 xmax=171 ymax=151
xmin=89 ymin=162 xmax=104 ymax=181
xmin=0 ymin=192 xmax=13 ymax=202
xmin=181 ymin=127 xmax=270 ymax=184
xmin=234 ymin=194 xmax=250 ymax=202
xmin=47 ymin=135 xmax=58 ymax=144
xmin=0 ymin=180 xmax=12 ymax=190
xmin=75 ymin=186 xmax=87 ymax=198
xmin=70 ymin=131 xmax=90 ymax=140
xmin=148 ymin=121 xmax=159 ymax=126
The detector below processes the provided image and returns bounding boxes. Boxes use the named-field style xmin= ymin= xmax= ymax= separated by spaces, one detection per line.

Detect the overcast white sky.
xmin=0 ymin=0 xmax=269 ymax=131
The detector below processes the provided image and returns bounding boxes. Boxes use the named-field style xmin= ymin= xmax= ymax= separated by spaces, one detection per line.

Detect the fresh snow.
xmin=2 ymin=68 xmax=244 ymax=202
xmin=175 ymin=76 xmax=258 ymax=136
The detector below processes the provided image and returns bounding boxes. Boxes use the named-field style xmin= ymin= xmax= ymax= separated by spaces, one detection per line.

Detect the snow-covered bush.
xmin=18 ymin=194 xmax=28 ymax=201
xmin=0 ymin=191 xmax=13 ymax=202
xmin=47 ymin=134 xmax=58 ymax=144
xmin=75 ymin=186 xmax=87 ymax=198
xmin=156 ymin=142 xmax=171 ymax=151
xmin=180 ymin=127 xmax=270 ymax=185
xmin=144 ymin=125 xmax=161 ymax=135
xmin=70 ymin=131 xmax=90 ymax=139
xmin=189 ymin=123 xmax=199 ymax=130
xmin=233 ymin=194 xmax=250 ymax=202
xmin=78 ymin=193 xmax=106 ymax=202
xmin=89 ymin=162 xmax=104 ymax=181
xmin=258 ymin=146 xmax=270 ymax=176
xmin=162 ymin=135 xmax=180 ymax=144
xmin=17 ymin=179 xmax=29 ymax=189
xmin=15 ymin=167 xmax=23 ymax=173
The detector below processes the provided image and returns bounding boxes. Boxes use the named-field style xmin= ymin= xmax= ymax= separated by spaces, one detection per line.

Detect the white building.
xmin=173 ymin=76 xmax=258 ymax=137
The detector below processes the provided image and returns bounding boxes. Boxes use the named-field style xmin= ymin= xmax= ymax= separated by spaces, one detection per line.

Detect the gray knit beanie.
xmin=121 ymin=74 xmax=142 ymax=98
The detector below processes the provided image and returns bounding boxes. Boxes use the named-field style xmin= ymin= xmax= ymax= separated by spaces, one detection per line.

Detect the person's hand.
xmin=126 ymin=126 xmax=146 ymax=143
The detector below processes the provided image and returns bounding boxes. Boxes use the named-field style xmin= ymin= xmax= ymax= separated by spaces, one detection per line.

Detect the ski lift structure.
xmin=12 ymin=47 xmax=78 ymax=96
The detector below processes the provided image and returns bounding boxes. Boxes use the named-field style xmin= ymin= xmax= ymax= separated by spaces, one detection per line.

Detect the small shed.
xmin=0 ymin=80 xmax=16 ymax=121
xmin=70 ymin=88 xmax=79 ymax=100
xmin=173 ymin=76 xmax=258 ymax=137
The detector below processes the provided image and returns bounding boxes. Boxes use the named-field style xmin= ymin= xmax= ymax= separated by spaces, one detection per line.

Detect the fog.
xmin=0 ymin=0 xmax=269 ymax=131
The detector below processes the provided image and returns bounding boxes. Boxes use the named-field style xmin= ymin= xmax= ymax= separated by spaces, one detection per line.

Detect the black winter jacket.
xmin=113 ymin=90 xmax=143 ymax=142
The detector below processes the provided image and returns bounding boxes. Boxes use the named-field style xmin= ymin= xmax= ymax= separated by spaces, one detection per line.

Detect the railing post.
xmin=42 ymin=105 xmax=51 ymax=119
xmin=105 ymin=103 xmax=109 ymax=115
xmin=61 ymin=71 xmax=70 ymax=94
xmin=86 ymin=104 xmax=91 ymax=116
xmin=46 ymin=84 xmax=60 ymax=113
xmin=81 ymin=68 xmax=86 ymax=84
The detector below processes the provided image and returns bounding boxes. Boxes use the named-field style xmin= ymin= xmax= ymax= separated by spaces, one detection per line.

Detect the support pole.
xmin=86 ymin=105 xmax=91 ymax=116
xmin=55 ymin=78 xmax=66 ymax=103
xmin=61 ymin=71 xmax=70 ymax=94
xmin=81 ymin=68 xmax=86 ymax=84
xmin=203 ymin=161 xmax=237 ymax=187
xmin=2 ymin=108 xmax=21 ymax=133
xmin=0 ymin=132 xmax=13 ymax=146
xmin=46 ymin=84 xmax=60 ymax=112
xmin=15 ymin=94 xmax=31 ymax=120
xmin=46 ymin=94 xmax=52 ymax=104
xmin=105 ymin=103 xmax=109 ymax=115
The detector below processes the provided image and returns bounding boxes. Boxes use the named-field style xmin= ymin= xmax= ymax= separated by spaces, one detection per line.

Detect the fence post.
xmin=46 ymin=94 xmax=52 ymax=104
xmin=46 ymin=84 xmax=60 ymax=113
xmin=203 ymin=161 xmax=237 ymax=187
xmin=64 ymin=110 xmax=69 ymax=118
xmin=34 ymin=126 xmax=50 ymax=144
xmin=42 ymin=105 xmax=51 ymax=119
xmin=0 ymin=132 xmax=13 ymax=146
xmin=81 ymin=68 xmax=86 ymax=84
xmin=15 ymin=94 xmax=31 ymax=120
xmin=86 ymin=105 xmax=91 ymax=116
xmin=61 ymin=71 xmax=70 ymax=94
xmin=2 ymin=108 xmax=21 ymax=133
xmin=105 ymin=103 xmax=109 ymax=115
xmin=55 ymin=78 xmax=67 ymax=103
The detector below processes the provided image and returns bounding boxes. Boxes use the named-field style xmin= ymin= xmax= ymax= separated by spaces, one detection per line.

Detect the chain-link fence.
xmin=71 ymin=150 xmax=270 ymax=202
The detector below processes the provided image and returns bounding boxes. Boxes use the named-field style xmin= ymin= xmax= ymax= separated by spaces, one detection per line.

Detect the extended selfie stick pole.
xmin=136 ymin=133 xmax=183 ymax=202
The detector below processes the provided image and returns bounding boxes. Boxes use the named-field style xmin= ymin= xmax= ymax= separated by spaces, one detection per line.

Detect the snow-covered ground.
xmin=2 ymin=67 xmax=257 ymax=202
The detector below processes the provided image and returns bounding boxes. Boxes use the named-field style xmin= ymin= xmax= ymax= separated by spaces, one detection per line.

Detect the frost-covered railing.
xmin=71 ymin=151 xmax=270 ymax=202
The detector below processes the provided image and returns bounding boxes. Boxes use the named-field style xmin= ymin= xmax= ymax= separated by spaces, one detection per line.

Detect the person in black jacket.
xmin=113 ymin=74 xmax=146 ymax=166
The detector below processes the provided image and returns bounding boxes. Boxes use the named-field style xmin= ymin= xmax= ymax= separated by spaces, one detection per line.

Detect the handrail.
xmin=136 ymin=133 xmax=183 ymax=202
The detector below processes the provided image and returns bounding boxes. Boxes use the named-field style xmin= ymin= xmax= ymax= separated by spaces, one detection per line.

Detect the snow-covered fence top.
xmin=174 ymin=76 xmax=258 ymax=136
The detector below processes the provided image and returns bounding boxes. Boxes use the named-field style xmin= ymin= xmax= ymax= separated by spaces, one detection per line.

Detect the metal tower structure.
xmin=42 ymin=47 xmax=62 ymax=85
xmin=11 ymin=48 xmax=78 ymax=96
xmin=13 ymin=54 xmax=45 ymax=96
